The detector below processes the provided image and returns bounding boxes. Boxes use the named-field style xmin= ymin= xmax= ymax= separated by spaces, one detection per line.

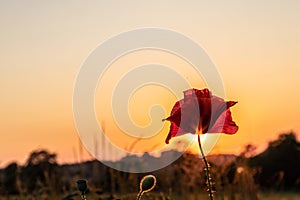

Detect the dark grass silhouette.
xmin=0 ymin=132 xmax=299 ymax=199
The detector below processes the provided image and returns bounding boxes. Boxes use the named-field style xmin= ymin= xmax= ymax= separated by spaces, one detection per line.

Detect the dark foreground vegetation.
xmin=0 ymin=132 xmax=299 ymax=200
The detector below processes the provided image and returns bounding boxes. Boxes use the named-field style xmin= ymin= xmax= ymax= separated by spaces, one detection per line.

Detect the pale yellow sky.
xmin=1 ymin=1 xmax=300 ymax=167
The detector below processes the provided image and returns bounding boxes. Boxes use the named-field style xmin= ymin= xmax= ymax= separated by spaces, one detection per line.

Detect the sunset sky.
xmin=1 ymin=1 xmax=300 ymax=168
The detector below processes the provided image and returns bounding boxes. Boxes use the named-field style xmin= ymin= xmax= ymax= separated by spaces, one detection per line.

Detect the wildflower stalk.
xmin=197 ymin=134 xmax=214 ymax=200
xmin=80 ymin=193 xmax=87 ymax=200
xmin=136 ymin=175 xmax=156 ymax=200
xmin=76 ymin=180 xmax=88 ymax=200
xmin=136 ymin=191 xmax=143 ymax=200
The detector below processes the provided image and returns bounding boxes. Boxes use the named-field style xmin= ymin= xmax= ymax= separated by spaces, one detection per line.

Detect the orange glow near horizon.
xmin=94 ymin=49 xmax=207 ymax=155
xmin=1 ymin=1 xmax=300 ymax=168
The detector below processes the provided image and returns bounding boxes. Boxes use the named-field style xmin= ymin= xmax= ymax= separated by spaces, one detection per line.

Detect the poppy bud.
xmin=140 ymin=175 xmax=156 ymax=193
xmin=136 ymin=175 xmax=156 ymax=200
xmin=77 ymin=179 xmax=87 ymax=193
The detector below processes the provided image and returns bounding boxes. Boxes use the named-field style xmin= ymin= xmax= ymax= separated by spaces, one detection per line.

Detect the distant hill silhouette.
xmin=0 ymin=131 xmax=299 ymax=198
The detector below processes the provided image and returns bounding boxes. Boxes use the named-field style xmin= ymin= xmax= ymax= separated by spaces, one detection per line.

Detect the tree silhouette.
xmin=3 ymin=162 xmax=19 ymax=194
xmin=249 ymin=132 xmax=300 ymax=190
xmin=20 ymin=149 xmax=60 ymax=194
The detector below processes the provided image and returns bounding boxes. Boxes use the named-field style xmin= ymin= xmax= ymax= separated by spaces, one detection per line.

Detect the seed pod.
xmin=136 ymin=175 xmax=157 ymax=200
xmin=77 ymin=179 xmax=87 ymax=193
xmin=140 ymin=175 xmax=156 ymax=193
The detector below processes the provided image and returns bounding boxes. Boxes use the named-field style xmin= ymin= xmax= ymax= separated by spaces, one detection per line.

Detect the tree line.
xmin=0 ymin=132 xmax=299 ymax=199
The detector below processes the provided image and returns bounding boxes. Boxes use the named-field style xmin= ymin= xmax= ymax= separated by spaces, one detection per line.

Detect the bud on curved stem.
xmin=136 ymin=175 xmax=156 ymax=200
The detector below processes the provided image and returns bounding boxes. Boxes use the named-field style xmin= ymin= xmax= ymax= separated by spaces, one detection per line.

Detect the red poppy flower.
xmin=164 ymin=88 xmax=238 ymax=144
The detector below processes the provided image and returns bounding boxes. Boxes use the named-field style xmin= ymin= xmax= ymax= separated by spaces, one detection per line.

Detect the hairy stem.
xmin=198 ymin=134 xmax=214 ymax=200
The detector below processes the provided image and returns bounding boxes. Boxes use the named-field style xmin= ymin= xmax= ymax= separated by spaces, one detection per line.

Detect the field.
xmin=1 ymin=191 xmax=299 ymax=200
xmin=0 ymin=133 xmax=299 ymax=200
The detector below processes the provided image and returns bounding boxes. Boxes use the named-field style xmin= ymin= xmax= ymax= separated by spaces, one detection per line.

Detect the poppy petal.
xmin=164 ymin=88 xmax=238 ymax=144
xmin=208 ymin=106 xmax=238 ymax=134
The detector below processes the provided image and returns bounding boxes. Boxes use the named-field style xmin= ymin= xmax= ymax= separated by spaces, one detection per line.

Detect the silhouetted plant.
xmin=136 ymin=175 xmax=156 ymax=200
xmin=249 ymin=132 xmax=300 ymax=190
xmin=77 ymin=179 xmax=88 ymax=200
xmin=3 ymin=162 xmax=19 ymax=194
xmin=20 ymin=149 xmax=60 ymax=194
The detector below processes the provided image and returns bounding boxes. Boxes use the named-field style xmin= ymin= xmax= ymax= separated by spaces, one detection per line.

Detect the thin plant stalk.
xmin=197 ymin=134 xmax=214 ymax=200
xmin=136 ymin=191 xmax=143 ymax=200
xmin=80 ymin=192 xmax=87 ymax=200
xmin=137 ymin=175 xmax=156 ymax=200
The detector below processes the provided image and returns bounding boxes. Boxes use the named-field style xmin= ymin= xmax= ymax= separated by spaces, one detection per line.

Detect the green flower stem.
xmin=197 ymin=134 xmax=214 ymax=200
